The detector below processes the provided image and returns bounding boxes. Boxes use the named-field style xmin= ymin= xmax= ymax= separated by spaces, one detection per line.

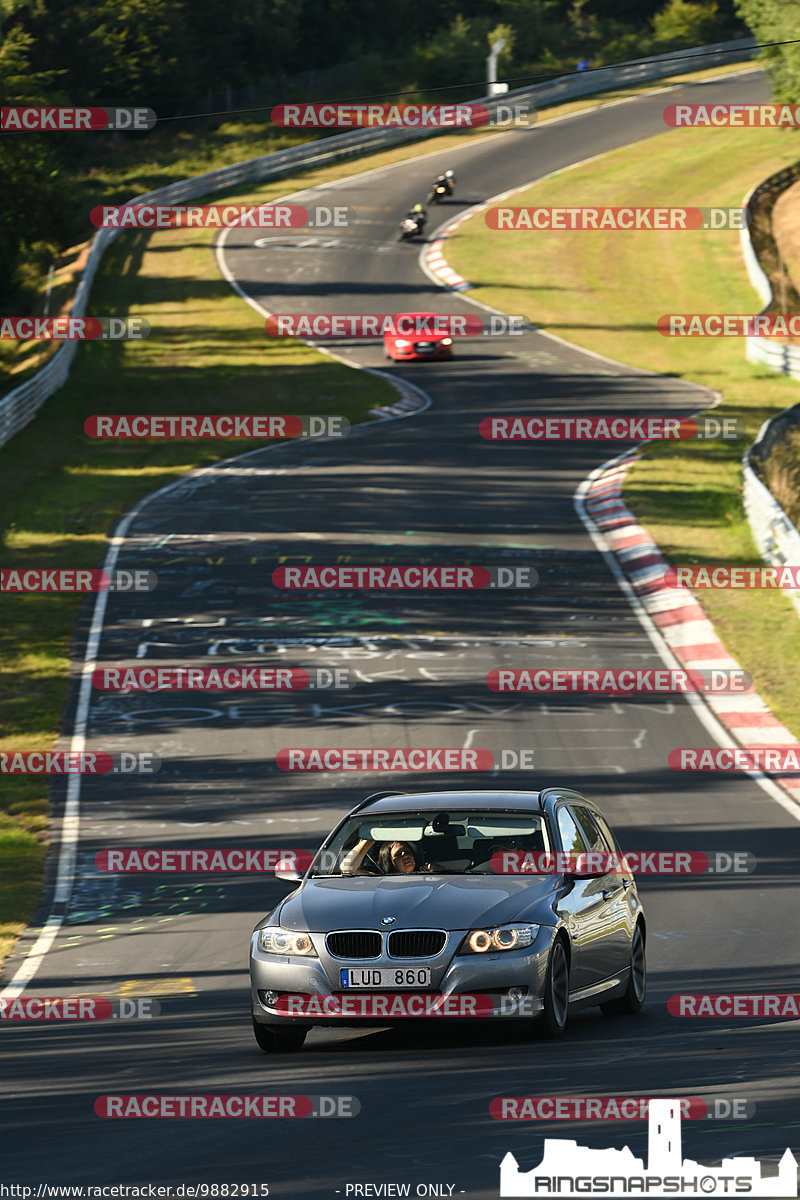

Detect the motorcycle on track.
xmin=427 ymin=170 xmax=455 ymax=203
xmin=398 ymin=206 xmax=427 ymax=241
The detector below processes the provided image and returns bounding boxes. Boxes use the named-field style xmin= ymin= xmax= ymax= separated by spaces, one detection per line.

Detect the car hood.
xmin=277 ymin=875 xmax=558 ymax=932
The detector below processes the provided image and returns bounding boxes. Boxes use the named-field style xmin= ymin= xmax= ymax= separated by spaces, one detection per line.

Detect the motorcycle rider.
xmin=407 ymin=203 xmax=427 ymax=231
xmin=432 ymin=169 xmax=455 ymax=195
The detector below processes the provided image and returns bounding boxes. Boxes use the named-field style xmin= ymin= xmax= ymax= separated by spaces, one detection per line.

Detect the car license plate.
xmin=339 ymin=967 xmax=431 ymax=988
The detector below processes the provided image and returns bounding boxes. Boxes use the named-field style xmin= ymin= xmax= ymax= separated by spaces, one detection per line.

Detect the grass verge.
xmin=445 ymin=123 xmax=800 ymax=741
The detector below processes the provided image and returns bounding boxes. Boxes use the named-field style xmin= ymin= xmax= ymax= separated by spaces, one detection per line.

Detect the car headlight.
xmin=441 ymin=338 xmax=452 ymax=346
xmin=258 ymin=928 xmax=317 ymax=956
xmin=394 ymin=339 xmax=411 ymax=348
xmin=461 ymin=924 xmax=538 ymax=954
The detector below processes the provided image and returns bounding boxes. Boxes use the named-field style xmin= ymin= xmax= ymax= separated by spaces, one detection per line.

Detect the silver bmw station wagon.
xmin=249 ymin=788 xmax=646 ymax=1051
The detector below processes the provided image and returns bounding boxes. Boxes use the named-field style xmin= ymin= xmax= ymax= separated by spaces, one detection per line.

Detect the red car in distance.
xmin=383 ymin=312 xmax=454 ymax=362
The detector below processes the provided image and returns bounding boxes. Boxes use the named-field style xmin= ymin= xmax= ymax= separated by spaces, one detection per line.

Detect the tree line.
xmin=0 ymin=0 xmax=784 ymax=314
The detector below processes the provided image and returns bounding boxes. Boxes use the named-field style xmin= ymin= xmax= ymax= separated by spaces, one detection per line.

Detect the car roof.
xmin=356 ymin=790 xmax=543 ymax=814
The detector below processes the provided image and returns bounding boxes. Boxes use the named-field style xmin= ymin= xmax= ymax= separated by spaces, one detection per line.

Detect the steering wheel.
xmin=465 ymin=843 xmax=517 ymax=874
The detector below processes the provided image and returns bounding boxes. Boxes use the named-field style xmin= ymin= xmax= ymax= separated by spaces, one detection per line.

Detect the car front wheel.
xmin=252 ymin=1018 xmax=307 ymax=1053
xmin=540 ymin=938 xmax=570 ymax=1038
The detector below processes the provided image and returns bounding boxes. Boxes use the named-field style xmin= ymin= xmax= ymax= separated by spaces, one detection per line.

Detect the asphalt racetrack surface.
xmin=3 ymin=70 xmax=800 ymax=1199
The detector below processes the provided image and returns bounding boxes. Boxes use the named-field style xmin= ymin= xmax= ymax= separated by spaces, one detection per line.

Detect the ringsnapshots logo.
xmin=0 ymin=317 xmax=149 ymax=340
xmin=1 ymin=106 xmax=156 ymax=131
xmin=90 ymin=204 xmax=349 ymax=229
xmin=485 ymin=207 xmax=747 ymax=231
xmin=84 ymin=415 xmax=348 ymax=439
xmin=270 ymin=102 xmax=534 ymax=128
xmin=480 ymin=416 xmax=744 ymax=441
xmin=499 ymin=1098 xmax=798 ymax=1198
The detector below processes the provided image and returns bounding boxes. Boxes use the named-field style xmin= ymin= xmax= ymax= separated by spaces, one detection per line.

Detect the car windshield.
xmin=309 ymin=810 xmax=550 ymax=877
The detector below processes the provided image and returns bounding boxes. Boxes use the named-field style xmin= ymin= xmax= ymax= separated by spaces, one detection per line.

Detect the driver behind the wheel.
xmin=379 ymin=840 xmax=439 ymax=874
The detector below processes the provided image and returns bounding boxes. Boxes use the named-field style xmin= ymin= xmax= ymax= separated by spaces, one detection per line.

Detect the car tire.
xmin=252 ymin=1018 xmax=307 ymax=1053
xmin=539 ymin=937 xmax=570 ymax=1038
xmin=601 ymin=922 xmax=646 ymax=1016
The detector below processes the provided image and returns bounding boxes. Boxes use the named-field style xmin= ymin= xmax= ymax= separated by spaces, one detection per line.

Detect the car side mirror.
xmin=567 ymin=865 xmax=607 ymax=879
xmin=275 ymin=868 xmax=303 ymax=882
xmin=565 ymin=853 xmax=610 ymax=879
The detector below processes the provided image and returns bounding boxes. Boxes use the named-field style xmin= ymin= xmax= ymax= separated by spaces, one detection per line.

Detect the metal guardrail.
xmin=740 ymin=170 xmax=800 ymax=614
xmin=743 ymin=162 xmax=800 ymax=376
xmin=0 ymin=36 xmax=756 ymax=449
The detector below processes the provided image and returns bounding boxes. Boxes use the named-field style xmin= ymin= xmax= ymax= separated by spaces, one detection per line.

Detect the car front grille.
xmin=326 ymin=931 xmax=382 ymax=959
xmin=388 ymin=930 xmax=447 ymax=958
